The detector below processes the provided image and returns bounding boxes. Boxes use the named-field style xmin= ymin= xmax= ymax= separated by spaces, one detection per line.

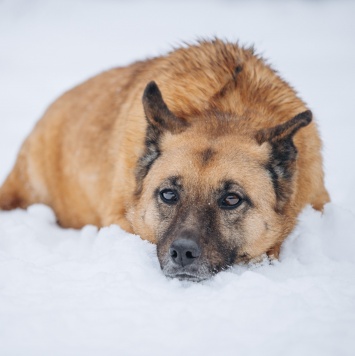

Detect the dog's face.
xmin=129 ymin=82 xmax=311 ymax=281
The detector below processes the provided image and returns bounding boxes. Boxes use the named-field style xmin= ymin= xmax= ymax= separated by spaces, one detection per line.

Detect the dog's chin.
xmin=165 ymin=272 xmax=209 ymax=282
xmin=161 ymin=259 xmax=212 ymax=282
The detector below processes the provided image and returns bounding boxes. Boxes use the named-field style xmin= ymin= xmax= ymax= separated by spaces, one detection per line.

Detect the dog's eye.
xmin=160 ymin=189 xmax=179 ymax=204
xmin=219 ymin=193 xmax=242 ymax=209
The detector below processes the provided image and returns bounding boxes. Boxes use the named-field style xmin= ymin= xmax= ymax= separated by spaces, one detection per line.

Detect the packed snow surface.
xmin=1 ymin=1 xmax=355 ymax=355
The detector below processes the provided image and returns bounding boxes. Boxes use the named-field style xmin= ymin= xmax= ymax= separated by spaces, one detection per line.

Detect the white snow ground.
xmin=1 ymin=1 xmax=355 ymax=355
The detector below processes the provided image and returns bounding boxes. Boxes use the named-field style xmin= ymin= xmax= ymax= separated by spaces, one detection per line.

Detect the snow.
xmin=1 ymin=0 xmax=355 ymax=355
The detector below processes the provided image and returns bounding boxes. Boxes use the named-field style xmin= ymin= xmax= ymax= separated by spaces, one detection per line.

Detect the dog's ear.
xmin=255 ymin=110 xmax=312 ymax=146
xmin=142 ymin=81 xmax=188 ymax=134
xmin=135 ymin=82 xmax=189 ymax=196
xmin=255 ymin=110 xmax=312 ymax=211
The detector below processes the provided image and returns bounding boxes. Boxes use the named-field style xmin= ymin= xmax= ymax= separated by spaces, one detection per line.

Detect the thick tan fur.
xmin=0 ymin=39 xmax=329 ymax=262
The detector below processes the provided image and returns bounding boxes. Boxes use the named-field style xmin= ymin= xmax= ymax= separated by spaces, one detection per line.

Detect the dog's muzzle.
xmin=162 ymin=238 xmax=211 ymax=282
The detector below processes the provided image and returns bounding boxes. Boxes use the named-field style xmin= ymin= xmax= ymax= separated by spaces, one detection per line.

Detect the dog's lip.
xmin=165 ymin=272 xmax=208 ymax=282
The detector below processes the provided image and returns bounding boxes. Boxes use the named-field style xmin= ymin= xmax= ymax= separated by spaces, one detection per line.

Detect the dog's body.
xmin=0 ymin=40 xmax=329 ymax=280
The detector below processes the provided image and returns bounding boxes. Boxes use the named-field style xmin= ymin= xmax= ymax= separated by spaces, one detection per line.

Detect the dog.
xmin=0 ymin=39 xmax=330 ymax=281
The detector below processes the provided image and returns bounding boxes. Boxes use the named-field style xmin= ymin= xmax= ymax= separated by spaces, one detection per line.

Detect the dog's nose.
xmin=169 ymin=239 xmax=201 ymax=267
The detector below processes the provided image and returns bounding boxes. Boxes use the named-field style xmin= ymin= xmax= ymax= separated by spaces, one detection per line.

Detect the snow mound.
xmin=1 ymin=203 xmax=355 ymax=355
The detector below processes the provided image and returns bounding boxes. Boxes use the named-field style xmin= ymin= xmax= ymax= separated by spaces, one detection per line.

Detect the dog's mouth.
xmin=165 ymin=272 xmax=208 ymax=282
xmin=162 ymin=259 xmax=213 ymax=282
xmin=158 ymin=242 xmax=231 ymax=282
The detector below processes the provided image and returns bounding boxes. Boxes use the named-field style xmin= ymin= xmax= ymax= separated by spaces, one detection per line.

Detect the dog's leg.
xmin=266 ymin=242 xmax=282 ymax=260
xmin=0 ymin=146 xmax=37 ymax=211
xmin=0 ymin=169 xmax=29 ymax=210
xmin=311 ymin=187 xmax=330 ymax=212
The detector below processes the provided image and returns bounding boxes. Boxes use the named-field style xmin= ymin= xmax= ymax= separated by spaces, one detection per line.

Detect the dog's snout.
xmin=169 ymin=239 xmax=201 ymax=267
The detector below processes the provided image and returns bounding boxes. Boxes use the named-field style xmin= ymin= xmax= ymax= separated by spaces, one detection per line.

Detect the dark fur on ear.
xmin=135 ymin=123 xmax=161 ymax=196
xmin=256 ymin=110 xmax=312 ymax=211
xmin=135 ymin=82 xmax=189 ymax=196
xmin=255 ymin=110 xmax=312 ymax=145
xmin=142 ymin=81 xmax=189 ymax=133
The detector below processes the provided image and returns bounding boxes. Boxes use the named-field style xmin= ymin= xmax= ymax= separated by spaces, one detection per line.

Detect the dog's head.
xmin=129 ymin=82 xmax=311 ymax=281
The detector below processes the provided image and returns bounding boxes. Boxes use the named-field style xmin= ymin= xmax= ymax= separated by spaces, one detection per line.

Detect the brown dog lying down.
xmin=0 ymin=39 xmax=329 ymax=281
